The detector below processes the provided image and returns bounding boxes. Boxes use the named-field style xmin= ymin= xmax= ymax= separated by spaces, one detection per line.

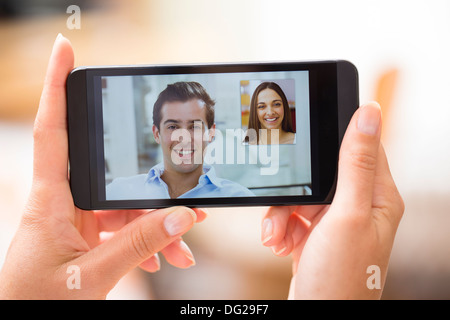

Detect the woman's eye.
xmin=257 ymin=104 xmax=266 ymax=109
xmin=273 ymin=102 xmax=282 ymax=107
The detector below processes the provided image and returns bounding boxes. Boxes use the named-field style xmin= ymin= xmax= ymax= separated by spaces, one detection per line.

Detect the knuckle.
xmin=393 ymin=189 xmax=406 ymax=220
xmin=348 ymin=150 xmax=378 ymax=172
xmin=128 ymin=226 xmax=156 ymax=261
xmin=373 ymin=185 xmax=405 ymax=227
xmin=384 ymin=181 xmax=405 ymax=222
xmin=32 ymin=120 xmax=45 ymax=141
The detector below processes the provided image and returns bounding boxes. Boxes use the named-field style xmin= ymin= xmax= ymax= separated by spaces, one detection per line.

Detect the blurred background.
xmin=1 ymin=0 xmax=450 ymax=299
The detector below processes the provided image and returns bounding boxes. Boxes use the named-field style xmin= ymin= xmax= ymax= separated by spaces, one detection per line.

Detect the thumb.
xmin=33 ymin=34 xmax=74 ymax=185
xmin=334 ymin=102 xmax=382 ymax=212
xmin=78 ymin=206 xmax=196 ymax=292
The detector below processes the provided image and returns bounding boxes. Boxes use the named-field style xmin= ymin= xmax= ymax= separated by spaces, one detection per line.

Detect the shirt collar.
xmin=146 ymin=162 xmax=165 ymax=184
xmin=146 ymin=163 xmax=222 ymax=187
xmin=201 ymin=164 xmax=222 ymax=187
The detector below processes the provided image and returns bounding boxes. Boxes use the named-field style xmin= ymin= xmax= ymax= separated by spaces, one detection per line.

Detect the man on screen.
xmin=107 ymin=81 xmax=254 ymax=199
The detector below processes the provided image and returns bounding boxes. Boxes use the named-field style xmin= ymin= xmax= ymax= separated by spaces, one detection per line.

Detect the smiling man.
xmin=106 ymin=81 xmax=254 ymax=199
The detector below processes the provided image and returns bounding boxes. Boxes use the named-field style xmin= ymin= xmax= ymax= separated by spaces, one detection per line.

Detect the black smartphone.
xmin=67 ymin=60 xmax=358 ymax=210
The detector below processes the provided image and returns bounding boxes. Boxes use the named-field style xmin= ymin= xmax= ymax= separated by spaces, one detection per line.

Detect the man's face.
xmin=152 ymin=99 xmax=215 ymax=174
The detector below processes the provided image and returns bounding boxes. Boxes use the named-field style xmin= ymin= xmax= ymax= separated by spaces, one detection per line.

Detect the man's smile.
xmin=174 ymin=148 xmax=196 ymax=159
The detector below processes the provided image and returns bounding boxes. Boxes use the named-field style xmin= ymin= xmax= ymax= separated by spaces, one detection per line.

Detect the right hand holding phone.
xmin=261 ymin=102 xmax=404 ymax=299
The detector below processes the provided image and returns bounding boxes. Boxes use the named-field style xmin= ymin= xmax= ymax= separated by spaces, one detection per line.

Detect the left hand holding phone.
xmin=0 ymin=34 xmax=207 ymax=299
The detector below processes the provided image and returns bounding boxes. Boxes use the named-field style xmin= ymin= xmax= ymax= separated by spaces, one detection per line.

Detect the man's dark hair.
xmin=153 ymin=81 xmax=215 ymax=129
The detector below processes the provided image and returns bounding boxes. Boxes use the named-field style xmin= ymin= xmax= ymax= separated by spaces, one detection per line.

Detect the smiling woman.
xmin=246 ymin=81 xmax=296 ymax=145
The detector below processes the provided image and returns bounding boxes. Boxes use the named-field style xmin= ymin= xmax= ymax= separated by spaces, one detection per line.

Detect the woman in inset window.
xmin=246 ymin=81 xmax=296 ymax=145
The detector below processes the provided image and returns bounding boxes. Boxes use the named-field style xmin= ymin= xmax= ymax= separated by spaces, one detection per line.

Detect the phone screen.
xmin=97 ymin=70 xmax=311 ymax=201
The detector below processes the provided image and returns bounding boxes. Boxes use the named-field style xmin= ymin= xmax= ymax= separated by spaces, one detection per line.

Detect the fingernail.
xmin=262 ymin=218 xmax=273 ymax=244
xmin=193 ymin=207 xmax=210 ymax=219
xmin=149 ymin=253 xmax=161 ymax=272
xmin=164 ymin=208 xmax=195 ymax=236
xmin=357 ymin=103 xmax=381 ymax=136
xmin=200 ymin=208 xmax=211 ymax=216
xmin=179 ymin=240 xmax=196 ymax=267
xmin=55 ymin=33 xmax=67 ymax=44
xmin=271 ymin=245 xmax=287 ymax=256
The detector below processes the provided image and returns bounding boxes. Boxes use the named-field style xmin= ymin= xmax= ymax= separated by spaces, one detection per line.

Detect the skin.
xmin=261 ymin=102 xmax=405 ymax=299
xmin=0 ymin=34 xmax=207 ymax=300
xmin=256 ymin=88 xmax=295 ymax=144
xmin=152 ymin=100 xmax=215 ymax=198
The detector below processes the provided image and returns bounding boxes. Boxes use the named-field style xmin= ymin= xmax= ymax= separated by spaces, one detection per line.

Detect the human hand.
xmin=0 ymin=34 xmax=206 ymax=300
xmin=261 ymin=102 xmax=404 ymax=299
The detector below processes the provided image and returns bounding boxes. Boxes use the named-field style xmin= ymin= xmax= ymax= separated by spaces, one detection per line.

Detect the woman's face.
xmin=256 ymin=88 xmax=284 ymax=130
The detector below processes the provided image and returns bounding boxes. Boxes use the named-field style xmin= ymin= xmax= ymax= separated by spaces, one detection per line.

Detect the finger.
xmin=271 ymin=214 xmax=310 ymax=257
xmin=291 ymin=205 xmax=327 ymax=224
xmin=95 ymin=208 xmax=207 ymax=233
xmin=97 ymin=212 xmax=198 ymax=271
xmin=77 ymin=210 xmax=149 ymax=248
xmin=261 ymin=206 xmax=294 ymax=247
xmin=33 ymin=34 xmax=74 ymax=185
xmin=192 ymin=208 xmax=208 ymax=223
xmin=334 ymin=102 xmax=382 ymax=213
xmin=290 ymin=214 xmax=312 ymax=248
xmin=95 ymin=210 xmax=150 ymax=232
xmin=79 ymin=206 xmax=197 ymax=288
xmin=261 ymin=205 xmax=322 ymax=248
xmin=159 ymin=238 xmax=195 ymax=269
xmin=270 ymin=215 xmax=296 ymax=256
xmin=139 ymin=253 xmax=161 ymax=273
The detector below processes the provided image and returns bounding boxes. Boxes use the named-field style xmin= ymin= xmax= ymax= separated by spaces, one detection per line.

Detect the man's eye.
xmin=167 ymin=125 xmax=177 ymax=130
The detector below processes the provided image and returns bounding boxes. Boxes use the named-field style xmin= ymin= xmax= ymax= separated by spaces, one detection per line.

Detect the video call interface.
xmin=99 ymin=70 xmax=312 ymax=200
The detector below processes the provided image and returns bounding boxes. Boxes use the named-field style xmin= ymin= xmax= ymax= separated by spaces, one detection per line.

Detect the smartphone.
xmin=67 ymin=60 xmax=358 ymax=210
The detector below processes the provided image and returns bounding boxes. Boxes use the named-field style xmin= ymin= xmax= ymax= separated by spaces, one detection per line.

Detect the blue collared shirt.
xmin=106 ymin=163 xmax=255 ymax=200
